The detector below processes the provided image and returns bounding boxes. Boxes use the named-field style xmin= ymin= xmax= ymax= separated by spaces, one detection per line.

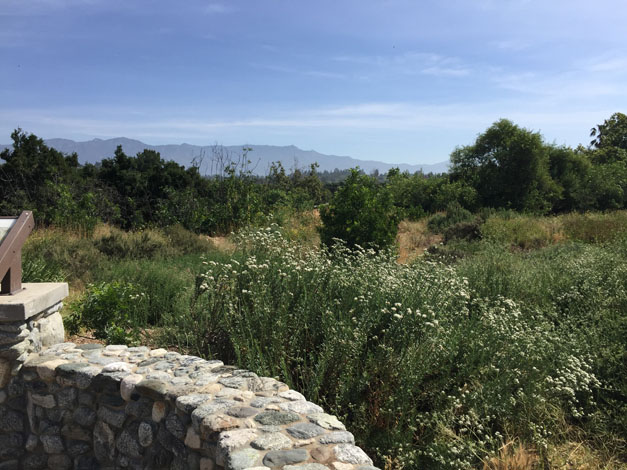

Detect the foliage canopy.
xmin=319 ymin=168 xmax=399 ymax=250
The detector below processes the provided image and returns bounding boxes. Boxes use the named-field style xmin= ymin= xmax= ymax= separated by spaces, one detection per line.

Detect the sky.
xmin=1 ymin=0 xmax=626 ymax=165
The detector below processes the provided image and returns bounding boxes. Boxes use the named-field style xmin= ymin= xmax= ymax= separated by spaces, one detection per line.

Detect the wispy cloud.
xmin=252 ymin=63 xmax=346 ymax=80
xmin=1 ymin=100 xmax=613 ymax=139
xmin=2 ymin=100 xmax=618 ymax=164
xmin=0 ymin=0 xmax=106 ymax=15
xmin=583 ymin=56 xmax=627 ymax=74
xmin=332 ymin=52 xmax=471 ymax=78
xmin=493 ymin=56 xmax=627 ymax=102
xmin=204 ymin=2 xmax=234 ymax=14
xmin=422 ymin=66 xmax=469 ymax=77
xmin=491 ymin=39 xmax=530 ymax=51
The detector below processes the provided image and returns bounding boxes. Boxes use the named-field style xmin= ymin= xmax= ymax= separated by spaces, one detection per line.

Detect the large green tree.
xmin=97 ymin=146 xmax=204 ymax=229
xmin=583 ymin=113 xmax=627 ymax=209
xmin=589 ymin=112 xmax=627 ymax=165
xmin=0 ymin=129 xmax=83 ymax=223
xmin=590 ymin=112 xmax=627 ymax=151
xmin=450 ymin=119 xmax=560 ymax=212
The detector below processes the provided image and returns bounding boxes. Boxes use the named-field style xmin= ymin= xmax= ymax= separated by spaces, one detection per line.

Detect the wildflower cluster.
xmin=164 ymin=227 xmax=609 ymax=470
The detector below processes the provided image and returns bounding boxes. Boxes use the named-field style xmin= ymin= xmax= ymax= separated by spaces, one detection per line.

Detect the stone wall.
xmin=0 ymin=301 xmax=65 ymax=382
xmin=0 ymin=287 xmax=378 ymax=470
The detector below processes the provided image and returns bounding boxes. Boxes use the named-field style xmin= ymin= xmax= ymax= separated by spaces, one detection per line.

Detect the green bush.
xmin=456 ymin=237 xmax=627 ymax=455
xmin=442 ymin=219 xmax=482 ymax=243
xmin=319 ymin=169 xmax=399 ymax=250
xmin=21 ymin=257 xmax=65 ymax=283
xmin=427 ymin=202 xmax=474 ymax=233
xmin=65 ymin=281 xmax=147 ymax=344
xmin=94 ymin=258 xmax=195 ymax=326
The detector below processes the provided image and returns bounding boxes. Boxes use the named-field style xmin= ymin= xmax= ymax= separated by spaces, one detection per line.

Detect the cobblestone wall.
xmin=0 ymin=341 xmax=378 ymax=470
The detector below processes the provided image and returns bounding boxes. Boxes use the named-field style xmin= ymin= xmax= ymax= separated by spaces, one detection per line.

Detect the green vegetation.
xmin=319 ymin=168 xmax=399 ymax=249
xmin=21 ymin=211 xmax=627 ymax=469
xmin=9 ymin=113 xmax=627 ymax=469
xmin=3 ymin=113 xmax=627 ymax=239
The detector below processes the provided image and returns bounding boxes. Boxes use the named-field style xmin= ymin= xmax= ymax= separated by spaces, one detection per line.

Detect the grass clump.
xmin=22 ymin=227 xmax=103 ymax=283
xmin=561 ymin=211 xmax=627 ymax=243
xmin=427 ymin=203 xmax=474 ymax=233
xmin=95 ymin=227 xmax=172 ymax=259
xmin=480 ymin=214 xmax=563 ymax=250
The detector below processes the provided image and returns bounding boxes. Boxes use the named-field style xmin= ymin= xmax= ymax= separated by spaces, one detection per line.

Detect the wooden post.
xmin=0 ymin=211 xmax=34 ymax=295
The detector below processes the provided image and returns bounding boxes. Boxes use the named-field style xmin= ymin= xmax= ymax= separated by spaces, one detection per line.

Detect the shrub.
xmin=65 ymin=281 xmax=147 ymax=344
xmin=427 ymin=202 xmax=474 ymax=233
xmin=443 ymin=219 xmax=483 ymax=243
xmin=22 ymin=228 xmax=102 ymax=282
xmin=94 ymin=258 xmax=194 ymax=326
xmin=161 ymin=228 xmax=606 ymax=469
xmin=21 ymin=257 xmax=65 ymax=283
xmin=319 ymin=169 xmax=399 ymax=250
xmin=162 ymin=224 xmax=214 ymax=254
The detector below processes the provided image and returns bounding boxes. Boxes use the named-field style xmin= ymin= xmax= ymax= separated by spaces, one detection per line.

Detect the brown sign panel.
xmin=0 ymin=211 xmax=34 ymax=295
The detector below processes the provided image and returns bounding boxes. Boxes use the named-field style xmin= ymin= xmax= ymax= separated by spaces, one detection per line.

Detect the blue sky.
xmin=1 ymin=0 xmax=626 ymax=164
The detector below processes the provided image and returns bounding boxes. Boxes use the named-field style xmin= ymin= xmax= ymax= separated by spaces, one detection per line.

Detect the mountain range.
xmin=1 ymin=137 xmax=449 ymax=175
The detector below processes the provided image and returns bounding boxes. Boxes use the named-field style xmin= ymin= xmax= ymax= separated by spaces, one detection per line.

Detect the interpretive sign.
xmin=0 ymin=211 xmax=34 ymax=295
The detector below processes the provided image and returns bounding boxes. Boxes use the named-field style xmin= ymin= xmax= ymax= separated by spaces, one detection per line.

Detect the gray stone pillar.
xmin=0 ymin=282 xmax=68 ymax=386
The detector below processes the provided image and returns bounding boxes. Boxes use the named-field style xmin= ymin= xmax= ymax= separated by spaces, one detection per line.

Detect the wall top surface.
xmin=0 ymin=282 xmax=69 ymax=321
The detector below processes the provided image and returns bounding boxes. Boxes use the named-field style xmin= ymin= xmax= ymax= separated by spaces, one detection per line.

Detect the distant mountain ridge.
xmin=0 ymin=137 xmax=449 ymax=175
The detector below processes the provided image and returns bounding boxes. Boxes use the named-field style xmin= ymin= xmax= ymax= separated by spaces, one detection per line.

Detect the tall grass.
xmin=161 ymin=226 xmax=616 ymax=469
xmin=479 ymin=211 xmax=627 ymax=249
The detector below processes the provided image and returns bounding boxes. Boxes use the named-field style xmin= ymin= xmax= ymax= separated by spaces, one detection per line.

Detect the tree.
xmin=96 ymin=145 xmax=204 ymax=229
xmin=588 ymin=112 xmax=627 ymax=165
xmin=590 ymin=112 xmax=627 ymax=150
xmin=0 ymin=129 xmax=82 ymax=222
xmin=450 ymin=119 xmax=559 ymax=212
xmin=547 ymin=146 xmax=592 ymax=212
xmin=319 ymin=168 xmax=399 ymax=250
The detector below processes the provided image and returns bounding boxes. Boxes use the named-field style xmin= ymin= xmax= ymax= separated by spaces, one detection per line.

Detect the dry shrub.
xmin=162 ymin=224 xmax=214 ymax=254
xmin=280 ymin=209 xmax=321 ymax=248
xmin=483 ymin=441 xmax=538 ymax=470
xmin=397 ymin=219 xmax=442 ymax=263
xmin=206 ymin=235 xmax=236 ymax=254
xmin=95 ymin=227 xmax=170 ymax=259
xmin=548 ymin=441 xmax=627 ymax=470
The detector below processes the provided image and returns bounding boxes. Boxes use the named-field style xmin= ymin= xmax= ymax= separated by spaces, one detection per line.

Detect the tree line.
xmin=1 ymin=112 xmax=625 ymax=239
